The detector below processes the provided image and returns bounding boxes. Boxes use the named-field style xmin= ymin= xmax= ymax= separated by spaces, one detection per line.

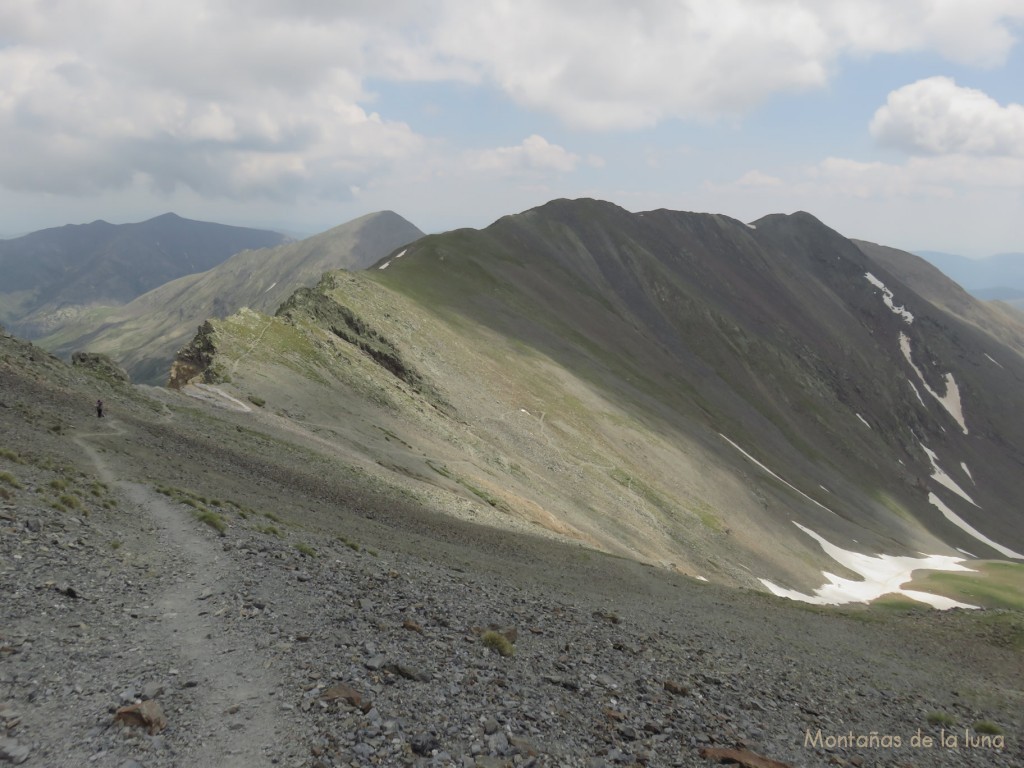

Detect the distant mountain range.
xmin=166 ymin=199 xmax=1024 ymax=607
xmin=0 ymin=213 xmax=288 ymax=336
xmin=13 ymin=212 xmax=423 ymax=383
xmin=915 ymin=250 xmax=1024 ymax=309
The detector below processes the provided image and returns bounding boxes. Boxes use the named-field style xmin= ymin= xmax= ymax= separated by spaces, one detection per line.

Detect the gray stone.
xmin=0 ymin=738 xmax=30 ymax=765
xmin=141 ymin=681 xmax=164 ymax=700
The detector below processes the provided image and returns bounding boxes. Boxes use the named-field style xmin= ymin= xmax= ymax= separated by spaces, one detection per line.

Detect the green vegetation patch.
xmin=481 ymin=630 xmax=515 ymax=657
xmin=904 ymin=561 xmax=1024 ymax=611
xmin=609 ymin=468 xmax=678 ymax=520
xmin=972 ymin=721 xmax=1004 ymax=736
xmin=927 ymin=712 xmax=956 ymax=727
xmin=0 ymin=448 xmax=24 ymax=464
xmin=0 ymin=471 xmax=22 ymax=489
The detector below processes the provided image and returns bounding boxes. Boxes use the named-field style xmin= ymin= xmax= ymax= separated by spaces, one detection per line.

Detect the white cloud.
xmin=424 ymin=0 xmax=1024 ymax=129
xmin=736 ymin=170 xmax=784 ymax=187
xmin=2 ymin=0 xmax=1024 ymax=218
xmin=465 ymin=135 xmax=581 ymax=174
xmin=0 ymin=1 xmax=422 ymax=199
xmin=871 ymin=77 xmax=1024 ymax=156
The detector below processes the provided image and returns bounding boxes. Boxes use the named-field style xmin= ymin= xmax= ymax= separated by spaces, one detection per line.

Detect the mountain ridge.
xmin=169 ymin=198 xmax=1024 ymax=608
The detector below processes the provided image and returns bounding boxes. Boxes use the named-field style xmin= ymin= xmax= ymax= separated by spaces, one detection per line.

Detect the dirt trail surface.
xmin=71 ymin=422 xmax=292 ymax=766
xmin=1 ymin=335 xmax=1022 ymax=767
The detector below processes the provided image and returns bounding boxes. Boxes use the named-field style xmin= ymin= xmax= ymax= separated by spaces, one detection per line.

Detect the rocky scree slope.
xmin=2 ymin=328 xmax=1023 ymax=767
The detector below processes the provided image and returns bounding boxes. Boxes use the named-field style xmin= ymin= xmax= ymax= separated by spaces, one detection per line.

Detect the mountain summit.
xmin=171 ymin=198 xmax=1024 ymax=608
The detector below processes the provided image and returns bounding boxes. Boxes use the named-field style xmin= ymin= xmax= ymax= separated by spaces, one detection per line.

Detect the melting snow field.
xmin=921 ymin=443 xmax=1024 ymax=559
xmin=927 ymin=494 xmax=1024 ymax=560
xmin=760 ymin=522 xmax=978 ymax=609
xmin=865 ymin=273 xmax=914 ymax=324
xmin=899 ymin=333 xmax=967 ymax=434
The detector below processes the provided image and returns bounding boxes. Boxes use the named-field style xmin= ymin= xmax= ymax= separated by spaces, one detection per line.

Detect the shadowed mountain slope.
xmin=40 ymin=211 xmax=423 ymax=384
xmin=170 ymin=199 xmax=1024 ymax=607
xmin=856 ymin=239 xmax=1024 ymax=358
xmin=0 ymin=213 xmax=287 ymax=335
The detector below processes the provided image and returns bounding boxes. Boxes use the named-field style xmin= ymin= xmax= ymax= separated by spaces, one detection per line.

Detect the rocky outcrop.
xmin=167 ymin=321 xmax=222 ymax=389
xmin=277 ymin=281 xmax=450 ymax=413
xmin=71 ymin=351 xmax=131 ymax=383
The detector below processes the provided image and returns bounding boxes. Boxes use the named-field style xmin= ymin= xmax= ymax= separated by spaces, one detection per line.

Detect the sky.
xmin=2 ymin=1 xmax=1023 ymax=257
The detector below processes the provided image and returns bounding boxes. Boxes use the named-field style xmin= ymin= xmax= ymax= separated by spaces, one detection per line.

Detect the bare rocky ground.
xmin=1 ymin=334 xmax=1023 ymax=767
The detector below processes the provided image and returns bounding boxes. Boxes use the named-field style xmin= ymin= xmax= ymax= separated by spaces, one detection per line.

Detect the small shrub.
xmin=0 ymin=448 xmax=23 ymax=463
xmin=295 ymin=542 xmax=317 ymax=558
xmin=0 ymin=471 xmax=22 ymax=489
xmin=59 ymin=494 xmax=80 ymax=509
xmin=110 ymin=540 xmax=122 ymax=550
xmin=481 ymin=630 xmax=514 ymax=657
xmin=259 ymin=525 xmax=282 ymax=537
xmin=927 ymin=712 xmax=955 ymax=727
xmin=263 ymin=511 xmax=282 ymax=523
xmin=0 ymin=488 xmax=9 ymax=500
xmin=51 ymin=501 xmax=67 ymax=513
xmin=49 ymin=478 xmax=67 ymax=491
xmin=248 ymin=395 xmax=266 ymax=407
xmin=973 ymin=721 xmax=1004 ymax=736
xmin=196 ymin=510 xmax=226 ymax=535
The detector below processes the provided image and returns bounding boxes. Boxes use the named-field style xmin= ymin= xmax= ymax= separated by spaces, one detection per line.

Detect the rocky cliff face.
xmin=167 ymin=321 xmax=222 ymax=389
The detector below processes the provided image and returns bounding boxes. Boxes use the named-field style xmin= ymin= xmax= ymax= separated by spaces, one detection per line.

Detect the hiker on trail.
xmin=96 ymin=399 xmax=104 ymax=418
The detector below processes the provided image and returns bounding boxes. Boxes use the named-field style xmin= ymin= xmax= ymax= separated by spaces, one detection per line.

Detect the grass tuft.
xmin=295 ymin=542 xmax=317 ymax=558
xmin=927 ymin=712 xmax=955 ymax=727
xmin=481 ymin=630 xmax=515 ymax=657
xmin=972 ymin=721 xmax=1004 ymax=736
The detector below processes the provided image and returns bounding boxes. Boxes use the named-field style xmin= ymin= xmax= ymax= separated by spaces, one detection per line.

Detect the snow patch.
xmin=928 ymin=493 xmax=1024 ymax=560
xmin=960 ymin=462 xmax=973 ymax=484
xmin=263 ymin=281 xmax=277 ymax=294
xmin=760 ymin=522 xmax=977 ymax=609
xmin=899 ymin=333 xmax=967 ymax=434
xmin=695 ymin=575 xmax=709 ymax=582
xmin=394 ymin=248 xmax=407 ymax=258
xmin=984 ymin=353 xmax=1003 ymax=368
xmin=865 ymin=273 xmax=914 ymax=324
xmin=907 ymin=379 xmax=926 ymax=407
xmin=720 ymin=434 xmax=836 ymax=515
xmin=378 ymin=261 xmax=391 ymax=270
xmin=920 ymin=443 xmax=1024 ymax=559
xmin=856 ymin=413 xmax=871 ymax=429
xmin=745 ymin=222 xmax=757 ymax=229
xmin=956 ymin=547 xmax=977 ymax=558
xmin=921 ymin=445 xmax=977 ymax=506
